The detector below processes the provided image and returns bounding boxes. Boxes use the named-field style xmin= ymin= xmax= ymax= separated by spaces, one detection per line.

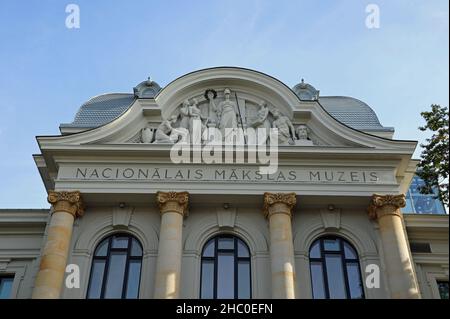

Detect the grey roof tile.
xmin=319 ymin=96 xmax=393 ymax=131
xmin=60 ymin=93 xmax=135 ymax=128
xmin=61 ymin=93 xmax=393 ymax=133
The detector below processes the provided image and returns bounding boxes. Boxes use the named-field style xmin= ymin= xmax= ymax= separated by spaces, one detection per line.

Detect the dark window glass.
xmin=0 ymin=276 xmax=14 ymax=299
xmin=309 ymin=236 xmax=365 ymax=299
xmin=403 ymin=175 xmax=446 ymax=214
xmin=104 ymin=251 xmax=127 ymax=298
xmin=437 ymin=281 xmax=449 ymax=299
xmin=86 ymin=260 xmax=105 ymax=298
xmin=203 ymin=240 xmax=215 ymax=258
xmin=95 ymin=240 xmax=109 ymax=256
xmin=310 ymin=262 xmax=326 ymax=299
xmin=237 ymin=261 xmax=251 ymax=299
xmin=200 ymin=235 xmax=251 ymax=299
xmin=112 ymin=236 xmax=129 ymax=249
xmin=347 ymin=263 xmax=364 ymax=299
xmin=325 ymin=254 xmax=346 ymax=299
xmin=237 ymin=239 xmax=249 ymax=258
xmin=87 ymin=234 xmax=143 ymax=299
xmin=323 ymin=239 xmax=340 ymax=251
xmin=200 ymin=260 xmax=214 ymax=299
xmin=218 ymin=238 xmax=234 ymax=250
xmin=217 ymin=252 xmax=234 ymax=298
xmin=309 ymin=241 xmax=321 ymax=259
xmin=125 ymin=260 xmax=142 ymax=299
xmin=343 ymin=242 xmax=357 ymax=259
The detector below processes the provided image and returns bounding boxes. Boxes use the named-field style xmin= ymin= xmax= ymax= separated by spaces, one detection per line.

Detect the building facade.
xmin=0 ymin=67 xmax=448 ymax=299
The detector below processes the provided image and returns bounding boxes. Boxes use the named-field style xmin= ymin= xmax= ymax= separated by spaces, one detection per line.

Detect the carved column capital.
xmin=47 ymin=191 xmax=84 ymax=218
xmin=156 ymin=191 xmax=189 ymax=216
xmin=263 ymin=192 xmax=296 ymax=218
xmin=368 ymin=194 xmax=406 ymax=220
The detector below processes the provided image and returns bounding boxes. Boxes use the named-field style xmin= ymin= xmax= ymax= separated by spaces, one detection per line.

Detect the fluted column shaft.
xmin=369 ymin=194 xmax=420 ymax=299
xmin=263 ymin=192 xmax=297 ymax=299
xmin=154 ymin=191 xmax=189 ymax=299
xmin=32 ymin=191 xmax=84 ymax=299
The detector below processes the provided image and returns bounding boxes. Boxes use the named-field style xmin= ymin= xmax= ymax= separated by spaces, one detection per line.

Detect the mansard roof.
xmin=59 ymin=68 xmax=393 ymax=134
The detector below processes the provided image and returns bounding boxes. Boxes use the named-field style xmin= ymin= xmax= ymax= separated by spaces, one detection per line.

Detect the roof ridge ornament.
xmin=293 ymin=78 xmax=319 ymax=101
xmin=134 ymin=76 xmax=162 ymax=98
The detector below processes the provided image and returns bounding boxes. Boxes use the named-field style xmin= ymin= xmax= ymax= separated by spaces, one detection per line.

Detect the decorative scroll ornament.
xmin=263 ymin=192 xmax=297 ymax=218
xmin=47 ymin=190 xmax=84 ymax=218
xmin=156 ymin=191 xmax=189 ymax=216
xmin=368 ymin=194 xmax=406 ymax=220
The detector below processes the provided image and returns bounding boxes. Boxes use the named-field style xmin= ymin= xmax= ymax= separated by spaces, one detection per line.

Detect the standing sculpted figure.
xmin=249 ymin=100 xmax=271 ymax=144
xmin=210 ymin=88 xmax=238 ymax=138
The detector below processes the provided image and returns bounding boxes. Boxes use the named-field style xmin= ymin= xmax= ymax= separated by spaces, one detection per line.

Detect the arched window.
xmin=200 ymin=235 xmax=251 ymax=299
xmin=309 ymin=236 xmax=364 ymax=299
xmin=87 ymin=234 xmax=143 ymax=299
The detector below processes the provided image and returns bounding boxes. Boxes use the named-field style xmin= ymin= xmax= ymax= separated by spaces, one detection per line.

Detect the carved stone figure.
xmin=153 ymin=115 xmax=187 ymax=144
xmin=249 ymin=100 xmax=271 ymax=144
xmin=210 ymin=88 xmax=238 ymax=138
xmin=294 ymin=124 xmax=314 ymax=146
xmin=296 ymin=125 xmax=309 ymax=140
xmin=140 ymin=127 xmax=154 ymax=143
xmin=153 ymin=118 xmax=174 ymax=144
xmin=271 ymin=109 xmax=296 ymax=145
xmin=179 ymin=100 xmax=190 ymax=130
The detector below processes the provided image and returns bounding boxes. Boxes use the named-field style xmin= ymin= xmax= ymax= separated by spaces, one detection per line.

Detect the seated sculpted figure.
xmin=154 ymin=115 xmax=189 ymax=144
xmin=271 ymin=109 xmax=296 ymax=145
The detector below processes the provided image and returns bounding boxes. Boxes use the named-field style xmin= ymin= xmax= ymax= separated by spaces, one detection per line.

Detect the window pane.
xmin=237 ymin=240 xmax=249 ymax=258
xmin=87 ymin=260 xmax=106 ymax=299
xmin=104 ymin=251 xmax=127 ymax=298
xmin=324 ymin=239 xmax=340 ymax=251
xmin=95 ymin=239 xmax=109 ymax=256
xmin=238 ymin=261 xmax=250 ymax=299
xmin=217 ymin=252 xmax=234 ymax=298
xmin=437 ymin=281 xmax=449 ymax=299
xmin=346 ymin=263 xmax=364 ymax=299
xmin=310 ymin=262 xmax=326 ymax=299
xmin=218 ymin=238 xmax=234 ymax=250
xmin=0 ymin=278 xmax=14 ymax=299
xmin=201 ymin=260 xmax=214 ymax=299
xmin=325 ymin=254 xmax=347 ymax=298
xmin=125 ymin=260 xmax=141 ymax=299
xmin=309 ymin=240 xmax=321 ymax=258
xmin=343 ymin=242 xmax=357 ymax=260
xmin=112 ymin=236 xmax=129 ymax=249
xmin=203 ymin=240 xmax=215 ymax=258
xmin=130 ymin=238 xmax=142 ymax=257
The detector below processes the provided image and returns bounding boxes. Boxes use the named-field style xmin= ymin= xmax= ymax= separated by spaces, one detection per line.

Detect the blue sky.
xmin=0 ymin=0 xmax=448 ymax=208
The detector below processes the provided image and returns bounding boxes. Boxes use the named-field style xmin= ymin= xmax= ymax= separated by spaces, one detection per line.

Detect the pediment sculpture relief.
xmin=136 ymin=88 xmax=315 ymax=146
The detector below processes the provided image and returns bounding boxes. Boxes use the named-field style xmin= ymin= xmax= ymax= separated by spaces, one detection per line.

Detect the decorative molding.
xmin=156 ymin=191 xmax=189 ymax=216
xmin=0 ymin=258 xmax=11 ymax=271
xmin=368 ymin=194 xmax=406 ymax=220
xmin=216 ymin=207 xmax=237 ymax=229
xmin=47 ymin=190 xmax=84 ymax=218
xmin=263 ymin=192 xmax=296 ymax=218
xmin=320 ymin=208 xmax=341 ymax=230
xmin=112 ymin=205 xmax=134 ymax=229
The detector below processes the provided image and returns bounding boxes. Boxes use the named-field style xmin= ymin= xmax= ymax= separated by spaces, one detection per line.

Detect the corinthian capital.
xmin=47 ymin=191 xmax=84 ymax=218
xmin=156 ymin=191 xmax=189 ymax=216
xmin=368 ymin=194 xmax=406 ymax=220
xmin=263 ymin=192 xmax=297 ymax=218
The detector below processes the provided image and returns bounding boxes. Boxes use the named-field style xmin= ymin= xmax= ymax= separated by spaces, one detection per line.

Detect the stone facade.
xmin=0 ymin=67 xmax=448 ymax=299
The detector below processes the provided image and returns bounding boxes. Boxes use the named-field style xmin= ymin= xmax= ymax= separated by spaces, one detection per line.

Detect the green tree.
xmin=417 ymin=104 xmax=449 ymax=207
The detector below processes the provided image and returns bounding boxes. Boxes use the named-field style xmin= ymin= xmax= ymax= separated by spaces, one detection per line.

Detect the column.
xmin=263 ymin=192 xmax=297 ymax=299
xmin=32 ymin=191 xmax=84 ymax=299
xmin=154 ymin=191 xmax=189 ymax=299
xmin=369 ymin=194 xmax=420 ymax=299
